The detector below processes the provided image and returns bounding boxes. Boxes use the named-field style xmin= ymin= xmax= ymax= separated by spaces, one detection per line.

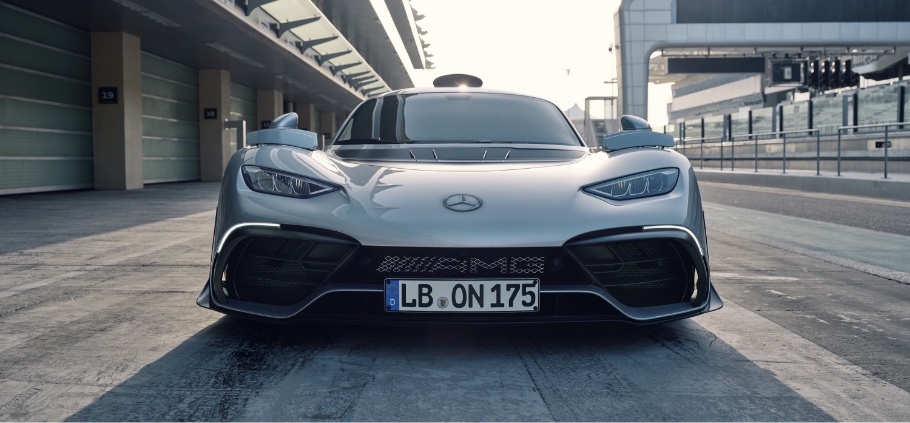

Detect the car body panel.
xmin=215 ymin=145 xmax=704 ymax=249
xmin=199 ymin=87 xmax=720 ymax=324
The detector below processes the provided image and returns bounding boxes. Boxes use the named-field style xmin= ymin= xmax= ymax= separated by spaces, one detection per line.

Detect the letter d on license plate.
xmin=385 ymin=279 xmax=539 ymax=312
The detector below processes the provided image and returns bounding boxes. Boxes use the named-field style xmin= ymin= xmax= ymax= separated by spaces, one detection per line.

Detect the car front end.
xmin=196 ymin=88 xmax=722 ymax=324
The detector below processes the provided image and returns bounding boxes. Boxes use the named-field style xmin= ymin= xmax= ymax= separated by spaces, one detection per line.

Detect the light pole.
xmin=566 ymin=68 xmax=571 ymax=111
xmin=607 ymin=43 xmax=615 ymax=98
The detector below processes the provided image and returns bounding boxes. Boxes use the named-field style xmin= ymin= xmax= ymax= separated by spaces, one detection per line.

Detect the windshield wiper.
xmin=334 ymin=138 xmax=400 ymax=145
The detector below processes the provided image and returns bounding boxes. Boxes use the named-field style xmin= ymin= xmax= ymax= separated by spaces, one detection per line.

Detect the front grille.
xmin=223 ymin=236 xmax=354 ymax=306
xmin=329 ymin=246 xmax=592 ymax=285
xmin=569 ymin=239 xmax=695 ymax=308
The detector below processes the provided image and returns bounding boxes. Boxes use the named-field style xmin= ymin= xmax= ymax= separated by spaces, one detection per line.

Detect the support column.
xmin=199 ymin=69 xmax=232 ymax=181
xmin=319 ymin=111 xmax=336 ymax=141
xmin=295 ymin=103 xmax=317 ymax=131
xmin=91 ymin=32 xmax=143 ymax=190
xmin=257 ymin=90 xmax=283 ymax=130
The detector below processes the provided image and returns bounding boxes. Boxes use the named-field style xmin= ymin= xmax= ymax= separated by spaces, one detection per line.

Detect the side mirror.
xmin=246 ymin=113 xmax=319 ymax=150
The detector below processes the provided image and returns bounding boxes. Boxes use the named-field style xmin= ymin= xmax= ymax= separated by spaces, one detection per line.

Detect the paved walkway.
xmin=695 ymin=167 xmax=910 ymax=201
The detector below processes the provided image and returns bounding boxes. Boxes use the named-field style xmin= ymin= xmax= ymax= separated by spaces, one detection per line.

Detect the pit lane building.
xmin=0 ymin=0 xmax=429 ymax=195
xmin=614 ymin=0 xmax=910 ymax=128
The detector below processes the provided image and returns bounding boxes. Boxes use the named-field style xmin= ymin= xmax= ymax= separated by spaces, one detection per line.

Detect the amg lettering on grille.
xmin=376 ymin=256 xmax=545 ymax=274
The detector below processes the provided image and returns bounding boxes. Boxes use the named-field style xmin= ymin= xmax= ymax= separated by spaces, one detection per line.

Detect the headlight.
xmin=241 ymin=165 xmax=338 ymax=198
xmin=584 ymin=168 xmax=679 ymax=200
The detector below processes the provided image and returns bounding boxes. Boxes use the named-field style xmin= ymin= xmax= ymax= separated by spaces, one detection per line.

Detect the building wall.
xmin=0 ymin=2 xmax=93 ymax=195
xmin=677 ymin=0 xmax=910 ymax=24
xmin=229 ymin=82 xmax=257 ymax=149
xmin=670 ymin=75 xmax=762 ymax=114
xmin=140 ymin=52 xmax=200 ymax=184
xmin=614 ymin=0 xmax=910 ymax=120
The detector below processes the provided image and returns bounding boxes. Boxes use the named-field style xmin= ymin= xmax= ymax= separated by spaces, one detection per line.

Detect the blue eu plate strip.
xmin=385 ymin=279 xmax=399 ymax=310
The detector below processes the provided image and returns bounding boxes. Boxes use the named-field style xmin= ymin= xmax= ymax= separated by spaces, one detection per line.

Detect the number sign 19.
xmin=98 ymin=87 xmax=118 ymax=104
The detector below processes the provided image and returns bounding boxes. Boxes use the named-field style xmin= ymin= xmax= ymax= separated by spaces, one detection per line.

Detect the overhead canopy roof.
xmin=649 ymin=46 xmax=903 ymax=85
xmin=257 ymin=0 xmax=410 ymax=94
xmin=6 ymin=0 xmax=423 ymax=114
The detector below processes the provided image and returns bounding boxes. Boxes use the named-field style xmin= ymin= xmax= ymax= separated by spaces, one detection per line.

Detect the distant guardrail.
xmin=675 ymin=124 xmax=906 ymax=179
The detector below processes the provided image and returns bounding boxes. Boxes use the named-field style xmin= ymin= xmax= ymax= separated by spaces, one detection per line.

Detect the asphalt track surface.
xmin=0 ymin=182 xmax=908 ymax=421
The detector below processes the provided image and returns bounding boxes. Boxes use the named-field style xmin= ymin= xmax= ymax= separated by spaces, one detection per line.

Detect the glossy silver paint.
xmin=213 ymin=145 xmax=704 ymax=249
xmin=202 ymin=88 xmax=719 ymax=322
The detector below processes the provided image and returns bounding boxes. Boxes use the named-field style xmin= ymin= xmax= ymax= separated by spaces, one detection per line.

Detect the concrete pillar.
xmin=320 ymin=110 xmax=337 ymax=141
xmin=295 ymin=103 xmax=317 ymax=131
xmin=91 ymin=32 xmax=143 ymax=190
xmin=257 ymin=90 xmax=283 ymax=130
xmin=199 ymin=69 xmax=232 ymax=181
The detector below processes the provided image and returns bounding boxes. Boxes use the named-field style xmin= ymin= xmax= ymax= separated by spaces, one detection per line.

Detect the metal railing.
xmin=729 ymin=129 xmax=820 ymax=175
xmin=675 ymin=136 xmax=723 ymax=170
xmin=836 ymin=123 xmax=902 ymax=179
xmin=677 ymin=125 xmax=900 ymax=179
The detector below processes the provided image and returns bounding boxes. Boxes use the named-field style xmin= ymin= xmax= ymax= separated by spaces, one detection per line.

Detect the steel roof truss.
xmin=243 ymin=0 xmax=278 ymax=16
xmin=317 ymin=50 xmax=353 ymax=65
xmin=350 ymin=76 xmax=376 ymax=87
xmin=332 ymin=61 xmax=363 ymax=75
xmin=295 ymin=35 xmax=338 ymax=54
xmin=271 ymin=15 xmax=321 ymax=38
xmin=344 ymin=71 xmax=372 ymax=79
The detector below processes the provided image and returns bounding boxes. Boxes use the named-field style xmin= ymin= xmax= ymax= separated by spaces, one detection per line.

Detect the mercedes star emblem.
xmin=443 ymin=194 xmax=482 ymax=212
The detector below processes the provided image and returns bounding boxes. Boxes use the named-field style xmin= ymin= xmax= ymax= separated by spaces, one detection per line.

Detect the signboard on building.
xmin=770 ymin=61 xmax=805 ymax=86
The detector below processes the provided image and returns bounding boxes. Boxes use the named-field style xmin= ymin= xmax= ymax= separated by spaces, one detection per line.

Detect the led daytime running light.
xmin=585 ymin=168 xmax=679 ymax=201
xmin=241 ymin=165 xmax=338 ymax=199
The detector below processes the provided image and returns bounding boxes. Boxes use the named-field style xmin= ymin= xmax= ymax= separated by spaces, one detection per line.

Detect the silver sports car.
xmin=196 ymin=81 xmax=722 ymax=324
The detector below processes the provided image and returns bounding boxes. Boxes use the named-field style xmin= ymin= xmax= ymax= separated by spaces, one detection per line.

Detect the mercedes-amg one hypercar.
xmin=196 ymin=76 xmax=722 ymax=324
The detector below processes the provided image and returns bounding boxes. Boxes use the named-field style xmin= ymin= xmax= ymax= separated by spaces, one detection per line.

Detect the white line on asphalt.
xmin=0 ymin=234 xmax=205 ymax=299
xmin=694 ymin=299 xmax=910 ymax=421
xmin=708 ymin=226 xmax=910 ymax=286
xmin=700 ymin=181 xmax=910 ymax=208
xmin=712 ymin=272 xmax=799 ymax=281
xmin=703 ymin=201 xmax=910 ymax=284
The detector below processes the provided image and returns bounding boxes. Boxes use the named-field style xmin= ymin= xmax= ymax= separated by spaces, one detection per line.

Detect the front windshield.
xmin=334 ymin=92 xmax=581 ymax=146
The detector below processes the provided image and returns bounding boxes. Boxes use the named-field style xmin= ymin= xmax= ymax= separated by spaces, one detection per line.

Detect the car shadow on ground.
xmin=65 ymin=315 xmax=831 ymax=422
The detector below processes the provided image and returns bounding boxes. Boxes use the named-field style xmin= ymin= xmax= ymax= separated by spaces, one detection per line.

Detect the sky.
xmin=408 ymin=0 xmax=673 ymax=127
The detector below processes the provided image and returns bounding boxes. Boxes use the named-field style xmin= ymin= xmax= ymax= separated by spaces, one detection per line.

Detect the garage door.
xmin=230 ymin=82 xmax=257 ymax=150
xmin=141 ymin=52 xmax=199 ymax=184
xmin=0 ymin=2 xmax=92 ymax=195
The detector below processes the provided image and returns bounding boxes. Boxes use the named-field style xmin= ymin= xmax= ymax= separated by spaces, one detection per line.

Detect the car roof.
xmin=375 ymin=87 xmax=551 ymax=103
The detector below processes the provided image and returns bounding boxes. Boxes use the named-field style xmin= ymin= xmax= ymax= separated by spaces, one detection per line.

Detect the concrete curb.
xmin=694 ymin=170 xmax=910 ymax=202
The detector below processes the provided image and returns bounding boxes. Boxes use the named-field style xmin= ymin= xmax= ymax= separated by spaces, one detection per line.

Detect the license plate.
xmin=385 ymin=279 xmax=539 ymax=312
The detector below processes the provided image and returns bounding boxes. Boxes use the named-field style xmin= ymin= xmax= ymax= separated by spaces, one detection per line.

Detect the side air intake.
xmin=569 ymin=239 xmax=697 ymax=308
xmin=221 ymin=235 xmax=354 ymax=306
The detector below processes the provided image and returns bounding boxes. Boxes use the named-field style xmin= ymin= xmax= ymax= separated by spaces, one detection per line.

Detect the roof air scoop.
xmin=602 ymin=115 xmax=674 ymax=152
xmin=620 ymin=114 xmax=651 ymax=131
xmin=433 ymin=74 xmax=483 ymax=88
xmin=269 ymin=112 xmax=298 ymax=129
xmin=247 ymin=113 xmax=319 ymax=150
